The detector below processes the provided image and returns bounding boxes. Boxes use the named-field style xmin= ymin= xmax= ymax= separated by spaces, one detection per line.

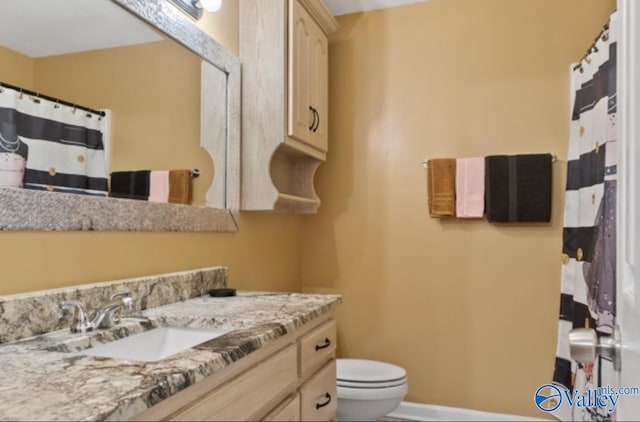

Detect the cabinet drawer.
xmin=299 ymin=319 xmax=336 ymax=377
xmin=172 ymin=344 xmax=297 ymax=421
xmin=263 ymin=394 xmax=300 ymax=421
xmin=299 ymin=359 xmax=337 ymax=421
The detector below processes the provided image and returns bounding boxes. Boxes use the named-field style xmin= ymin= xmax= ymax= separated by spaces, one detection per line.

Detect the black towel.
xmin=485 ymin=154 xmax=552 ymax=223
xmin=109 ymin=170 xmax=150 ymax=201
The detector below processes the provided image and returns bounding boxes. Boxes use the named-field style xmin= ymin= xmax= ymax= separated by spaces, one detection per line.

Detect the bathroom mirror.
xmin=0 ymin=0 xmax=240 ymax=232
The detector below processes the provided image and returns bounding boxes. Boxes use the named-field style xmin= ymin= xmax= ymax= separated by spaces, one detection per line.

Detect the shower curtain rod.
xmin=0 ymin=81 xmax=106 ymax=117
xmin=573 ymin=21 xmax=611 ymax=71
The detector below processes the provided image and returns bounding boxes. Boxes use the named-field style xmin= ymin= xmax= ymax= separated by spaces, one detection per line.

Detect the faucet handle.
xmin=111 ymin=291 xmax=134 ymax=310
xmin=100 ymin=292 xmax=134 ymax=327
xmin=110 ymin=291 xmax=131 ymax=300
xmin=60 ymin=301 xmax=94 ymax=333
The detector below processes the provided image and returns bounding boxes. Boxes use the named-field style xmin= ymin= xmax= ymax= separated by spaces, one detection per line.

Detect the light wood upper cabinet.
xmin=311 ymin=31 xmax=329 ymax=152
xmin=288 ymin=0 xmax=313 ymax=146
xmin=240 ymin=0 xmax=338 ymax=213
xmin=288 ymin=0 xmax=329 ymax=152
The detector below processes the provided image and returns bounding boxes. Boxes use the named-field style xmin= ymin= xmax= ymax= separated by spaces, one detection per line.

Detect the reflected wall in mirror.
xmin=0 ymin=0 xmax=240 ymax=231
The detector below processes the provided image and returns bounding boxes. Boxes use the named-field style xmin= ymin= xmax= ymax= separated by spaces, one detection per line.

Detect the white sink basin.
xmin=81 ymin=326 xmax=229 ymax=362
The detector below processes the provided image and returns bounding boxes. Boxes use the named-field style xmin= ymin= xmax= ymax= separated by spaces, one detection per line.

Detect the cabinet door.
xmin=171 ymin=344 xmax=297 ymax=421
xmin=300 ymin=359 xmax=337 ymax=421
xmin=309 ymin=25 xmax=329 ymax=152
xmin=263 ymin=394 xmax=301 ymax=421
xmin=288 ymin=0 xmax=314 ymax=146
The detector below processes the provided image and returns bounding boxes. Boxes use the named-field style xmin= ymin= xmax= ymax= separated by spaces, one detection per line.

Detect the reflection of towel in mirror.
xmin=427 ymin=158 xmax=456 ymax=217
xmin=168 ymin=170 xmax=192 ymax=205
xmin=485 ymin=154 xmax=552 ymax=222
xmin=109 ymin=170 xmax=150 ymax=200
xmin=149 ymin=171 xmax=169 ymax=203
xmin=109 ymin=170 xmax=192 ymax=204
xmin=0 ymin=153 xmax=26 ymax=187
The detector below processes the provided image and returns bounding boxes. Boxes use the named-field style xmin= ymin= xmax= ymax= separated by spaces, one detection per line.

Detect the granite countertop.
xmin=0 ymin=291 xmax=341 ymax=421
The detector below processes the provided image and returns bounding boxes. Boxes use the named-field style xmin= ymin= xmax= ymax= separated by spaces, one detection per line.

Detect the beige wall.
xmin=301 ymin=0 xmax=616 ymax=417
xmin=0 ymin=45 xmax=34 ymax=89
xmin=0 ymin=212 xmax=301 ymax=295
xmin=0 ymin=0 xmax=304 ymax=297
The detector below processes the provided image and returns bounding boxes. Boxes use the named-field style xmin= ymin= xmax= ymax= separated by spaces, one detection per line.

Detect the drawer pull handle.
xmin=315 ymin=393 xmax=332 ymax=410
xmin=315 ymin=338 xmax=331 ymax=351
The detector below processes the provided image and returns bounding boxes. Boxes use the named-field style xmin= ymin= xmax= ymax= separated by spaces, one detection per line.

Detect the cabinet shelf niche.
xmin=271 ymin=146 xmax=322 ymax=213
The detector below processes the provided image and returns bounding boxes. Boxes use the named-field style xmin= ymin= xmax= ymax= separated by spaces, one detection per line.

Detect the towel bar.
xmin=421 ymin=153 xmax=557 ymax=168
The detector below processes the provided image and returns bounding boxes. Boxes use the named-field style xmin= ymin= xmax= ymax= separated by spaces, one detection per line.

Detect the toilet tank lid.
xmin=337 ymin=359 xmax=407 ymax=383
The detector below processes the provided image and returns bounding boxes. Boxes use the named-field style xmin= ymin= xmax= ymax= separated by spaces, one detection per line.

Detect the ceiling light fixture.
xmin=166 ymin=0 xmax=222 ymax=20
xmin=199 ymin=0 xmax=222 ymax=12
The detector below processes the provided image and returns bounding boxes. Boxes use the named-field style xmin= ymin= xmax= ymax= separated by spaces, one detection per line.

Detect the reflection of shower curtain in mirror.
xmin=0 ymin=87 xmax=108 ymax=196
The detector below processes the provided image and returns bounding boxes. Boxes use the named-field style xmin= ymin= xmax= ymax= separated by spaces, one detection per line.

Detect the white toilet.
xmin=336 ymin=359 xmax=408 ymax=421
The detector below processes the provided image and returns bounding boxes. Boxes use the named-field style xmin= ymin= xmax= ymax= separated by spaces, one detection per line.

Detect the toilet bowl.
xmin=336 ymin=359 xmax=408 ymax=421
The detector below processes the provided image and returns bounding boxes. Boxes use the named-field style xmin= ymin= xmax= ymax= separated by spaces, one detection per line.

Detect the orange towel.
xmin=427 ymin=158 xmax=456 ymax=217
xmin=168 ymin=170 xmax=193 ymax=205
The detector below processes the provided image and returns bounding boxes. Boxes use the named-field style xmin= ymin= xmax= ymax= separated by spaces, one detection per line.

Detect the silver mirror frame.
xmin=0 ymin=0 xmax=240 ymax=232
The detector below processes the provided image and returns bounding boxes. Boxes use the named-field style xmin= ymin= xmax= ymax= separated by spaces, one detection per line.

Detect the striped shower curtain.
xmin=553 ymin=16 xmax=618 ymax=422
xmin=0 ymin=86 xmax=109 ymax=196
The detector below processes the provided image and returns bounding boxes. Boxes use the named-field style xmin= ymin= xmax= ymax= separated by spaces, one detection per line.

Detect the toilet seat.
xmin=337 ymin=378 xmax=407 ymax=389
xmin=337 ymin=359 xmax=406 ymax=383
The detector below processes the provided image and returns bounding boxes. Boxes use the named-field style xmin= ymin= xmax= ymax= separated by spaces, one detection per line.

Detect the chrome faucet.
xmin=60 ymin=292 xmax=134 ymax=333
xmin=59 ymin=300 xmax=93 ymax=333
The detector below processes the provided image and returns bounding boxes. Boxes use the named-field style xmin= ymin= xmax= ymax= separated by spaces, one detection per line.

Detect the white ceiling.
xmin=0 ymin=0 xmax=430 ymax=58
xmin=324 ymin=0 xmax=430 ymax=16
xmin=0 ymin=0 xmax=163 ymax=58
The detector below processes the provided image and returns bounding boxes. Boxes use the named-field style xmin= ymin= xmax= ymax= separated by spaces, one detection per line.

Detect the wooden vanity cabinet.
xmin=239 ymin=0 xmax=338 ymax=213
xmin=263 ymin=394 xmax=301 ymax=421
xmin=132 ymin=315 xmax=337 ymax=421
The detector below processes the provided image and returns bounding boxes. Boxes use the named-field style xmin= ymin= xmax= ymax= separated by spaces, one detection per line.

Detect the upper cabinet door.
xmin=288 ymin=0 xmax=329 ymax=153
xmin=288 ymin=0 xmax=314 ymax=146
xmin=310 ymin=27 xmax=329 ymax=152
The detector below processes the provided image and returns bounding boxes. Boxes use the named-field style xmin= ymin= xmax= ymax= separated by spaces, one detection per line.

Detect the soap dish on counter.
xmin=208 ymin=288 xmax=237 ymax=297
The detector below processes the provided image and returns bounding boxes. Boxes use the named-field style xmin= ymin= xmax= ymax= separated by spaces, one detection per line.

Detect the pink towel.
xmin=455 ymin=157 xmax=485 ymax=218
xmin=148 ymin=170 xmax=170 ymax=203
